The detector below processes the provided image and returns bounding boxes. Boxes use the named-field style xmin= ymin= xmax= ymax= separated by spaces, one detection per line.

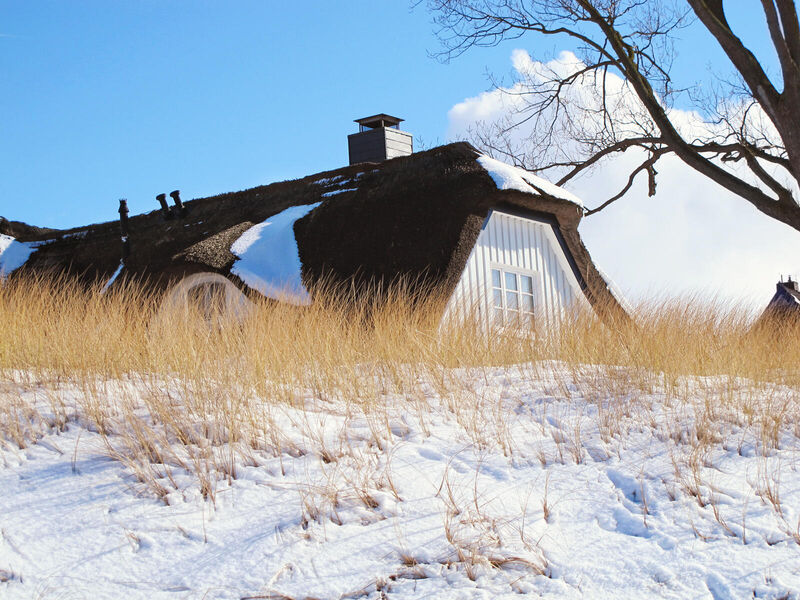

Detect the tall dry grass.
xmin=3 ymin=273 xmax=798 ymax=387
xmin=1 ymin=273 xmax=799 ymax=559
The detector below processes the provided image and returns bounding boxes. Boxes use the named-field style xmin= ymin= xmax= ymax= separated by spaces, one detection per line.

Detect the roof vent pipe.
xmin=170 ymin=190 xmax=186 ymax=217
xmin=156 ymin=193 xmax=172 ymax=220
xmin=118 ymin=199 xmax=130 ymax=262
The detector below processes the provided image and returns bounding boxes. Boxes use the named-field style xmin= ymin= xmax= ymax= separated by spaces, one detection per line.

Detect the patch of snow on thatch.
xmin=0 ymin=234 xmax=37 ymax=278
xmin=231 ymin=203 xmax=321 ymax=305
xmin=597 ymin=266 xmax=634 ymax=315
xmin=103 ymin=262 xmax=124 ymax=292
xmin=312 ymin=173 xmax=364 ymax=188
xmin=322 ymin=188 xmax=358 ymax=197
xmin=782 ymin=291 xmax=800 ymax=306
xmin=312 ymin=175 xmax=345 ymax=186
xmin=477 ymin=155 xmax=583 ymax=207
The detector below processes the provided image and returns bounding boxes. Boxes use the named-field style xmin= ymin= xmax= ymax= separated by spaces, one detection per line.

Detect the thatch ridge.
xmin=754 ymin=281 xmax=800 ymax=329
xmin=0 ymin=217 xmax=60 ymax=240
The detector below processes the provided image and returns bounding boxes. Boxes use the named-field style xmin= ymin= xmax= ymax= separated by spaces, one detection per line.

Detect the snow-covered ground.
xmin=1 ymin=365 xmax=798 ymax=599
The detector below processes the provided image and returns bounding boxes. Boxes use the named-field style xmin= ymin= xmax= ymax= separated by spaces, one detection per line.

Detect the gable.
xmin=444 ymin=209 xmax=590 ymax=327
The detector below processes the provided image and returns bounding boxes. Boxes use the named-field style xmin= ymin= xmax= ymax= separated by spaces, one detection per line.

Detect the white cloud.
xmin=447 ymin=50 xmax=800 ymax=311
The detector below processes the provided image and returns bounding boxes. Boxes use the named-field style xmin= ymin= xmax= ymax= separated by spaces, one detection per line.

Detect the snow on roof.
xmin=312 ymin=172 xmax=365 ymax=188
xmin=321 ymin=188 xmax=358 ymax=198
xmin=597 ymin=266 xmax=634 ymax=315
xmin=311 ymin=175 xmax=346 ymax=186
xmin=230 ymin=203 xmax=321 ymax=305
xmin=102 ymin=261 xmax=124 ymax=292
xmin=477 ymin=155 xmax=584 ymax=208
xmin=782 ymin=281 xmax=800 ymax=305
xmin=0 ymin=234 xmax=38 ymax=278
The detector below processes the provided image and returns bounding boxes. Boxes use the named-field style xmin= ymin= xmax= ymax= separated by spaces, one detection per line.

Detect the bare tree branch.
xmin=585 ymin=149 xmax=667 ymax=215
xmin=427 ymin=0 xmax=800 ymax=231
xmin=555 ymin=136 xmax=663 ymax=185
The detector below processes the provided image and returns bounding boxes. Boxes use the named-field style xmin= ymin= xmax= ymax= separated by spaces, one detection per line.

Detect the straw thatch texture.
xmin=2 ymin=143 xmax=623 ymax=317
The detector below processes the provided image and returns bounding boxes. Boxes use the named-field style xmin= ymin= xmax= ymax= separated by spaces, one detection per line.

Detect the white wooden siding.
xmin=443 ymin=210 xmax=589 ymax=328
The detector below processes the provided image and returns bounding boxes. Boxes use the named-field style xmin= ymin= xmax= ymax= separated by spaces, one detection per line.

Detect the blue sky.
xmin=2 ymin=1 xmax=508 ymax=227
xmin=2 ymin=2 xmax=796 ymax=304
xmin=1 ymin=1 xmax=776 ymax=228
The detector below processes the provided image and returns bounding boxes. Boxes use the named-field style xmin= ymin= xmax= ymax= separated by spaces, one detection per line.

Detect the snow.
xmin=1 ymin=365 xmax=799 ymax=599
xmin=312 ymin=175 xmax=345 ymax=186
xmin=597 ymin=266 xmax=635 ymax=314
xmin=321 ymin=188 xmax=358 ymax=197
xmin=230 ymin=203 xmax=321 ymax=305
xmin=0 ymin=234 xmax=38 ymax=278
xmin=477 ymin=155 xmax=584 ymax=208
xmin=312 ymin=173 xmax=364 ymax=187
xmin=103 ymin=261 xmax=124 ymax=291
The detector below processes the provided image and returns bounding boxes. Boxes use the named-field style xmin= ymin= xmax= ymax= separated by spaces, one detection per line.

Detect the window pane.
xmin=506 ymin=291 xmax=519 ymax=310
xmin=522 ymin=294 xmax=534 ymax=313
xmin=492 ymin=269 xmax=501 ymax=288
xmin=505 ymin=272 xmax=517 ymax=291
xmin=493 ymin=289 xmax=503 ymax=308
xmin=521 ymin=275 xmax=533 ymax=294
xmin=494 ymin=307 xmax=504 ymax=324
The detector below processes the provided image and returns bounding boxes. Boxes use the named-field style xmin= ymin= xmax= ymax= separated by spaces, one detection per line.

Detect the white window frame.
xmin=489 ymin=263 xmax=540 ymax=327
xmin=489 ymin=210 xmax=591 ymax=314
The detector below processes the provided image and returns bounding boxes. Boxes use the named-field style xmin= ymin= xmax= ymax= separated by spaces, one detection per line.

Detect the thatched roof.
xmin=758 ymin=280 xmax=800 ymax=322
xmin=1 ymin=142 xmax=624 ymax=316
xmin=0 ymin=217 xmax=58 ymax=240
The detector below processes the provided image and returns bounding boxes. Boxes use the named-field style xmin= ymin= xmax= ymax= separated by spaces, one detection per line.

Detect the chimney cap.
xmin=354 ymin=114 xmax=404 ymax=130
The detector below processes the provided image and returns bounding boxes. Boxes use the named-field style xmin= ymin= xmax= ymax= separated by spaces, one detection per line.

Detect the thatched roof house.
xmin=755 ymin=278 xmax=800 ymax=326
xmin=0 ymin=142 xmax=624 ymax=326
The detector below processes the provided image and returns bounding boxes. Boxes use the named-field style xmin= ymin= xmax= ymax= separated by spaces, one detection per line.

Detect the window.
xmin=491 ymin=268 xmax=535 ymax=326
xmin=187 ymin=281 xmax=228 ymax=321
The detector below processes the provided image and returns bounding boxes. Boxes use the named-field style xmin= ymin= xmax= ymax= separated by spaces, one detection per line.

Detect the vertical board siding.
xmin=444 ymin=211 xmax=588 ymax=328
